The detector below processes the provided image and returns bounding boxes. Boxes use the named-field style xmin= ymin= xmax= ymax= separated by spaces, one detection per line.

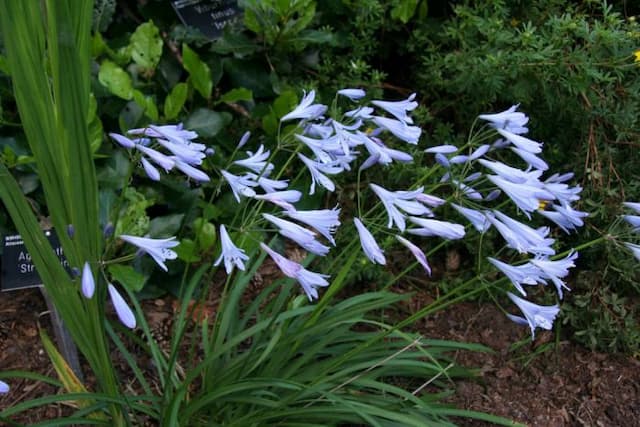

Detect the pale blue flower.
xmin=424 ymin=145 xmax=458 ymax=154
xmin=221 ymin=170 xmax=258 ymax=202
xmin=485 ymin=189 xmax=501 ymax=201
xmin=542 ymin=175 xmax=582 ymax=206
xmin=129 ymin=124 xmax=199 ymax=144
xmin=478 ymin=105 xmax=529 ymax=135
xmin=238 ymin=131 xmax=251 ymax=148
xmin=254 ymin=175 xmax=288 ymax=193
xmin=530 ymin=252 xmax=578 ymax=299
xmin=435 ymin=153 xmax=450 ymax=168
xmin=0 ymin=380 xmax=9 ymax=394
xmin=214 ymin=225 xmax=249 ymax=274
xmin=451 ymin=204 xmax=490 ymax=232
xmin=538 ymin=204 xmax=588 ymax=233
xmin=296 ymin=133 xmax=342 ymax=164
xmin=108 ymin=283 xmax=136 ymax=329
xmin=298 ymin=153 xmax=343 ymax=195
xmin=338 ymin=88 xmax=366 ymax=100
xmin=156 ymin=138 xmax=206 ymax=165
xmin=259 ymin=243 xmax=329 ymax=301
xmin=485 ymin=211 xmax=555 ymax=256
xmin=478 ymin=159 xmax=543 ymax=184
xmin=415 ymin=193 xmax=445 ymax=207
xmin=507 ymin=292 xmax=559 ymax=340
xmin=263 ymin=214 xmax=330 ymax=256
xmin=172 ymin=157 xmax=210 ymax=182
xmin=496 ymin=128 xmax=543 ymax=153
xmin=353 ymin=218 xmax=386 ymax=265
xmin=109 ymin=132 xmax=136 ymax=148
xmin=234 ymin=145 xmax=274 ymax=175
xmin=487 ymin=175 xmax=554 ymax=216
xmin=286 ymin=207 xmax=341 ymax=245
xmin=452 ymin=179 xmax=483 ymax=201
xmin=81 ymin=262 xmax=95 ymax=298
xmin=135 ymin=145 xmax=175 ymax=171
xmin=361 ymin=133 xmax=413 ymax=167
xmin=450 ymin=144 xmax=490 ymax=164
xmin=511 ymin=147 xmax=549 ymax=171
xmin=372 ymin=116 xmax=422 ymax=145
xmin=396 ymin=235 xmax=431 ymax=275
xmin=488 ymin=257 xmax=545 ymax=296
xmin=372 ymin=93 xmax=417 ymax=124
xmin=623 ymin=202 xmax=640 ymax=213
xmin=140 ymin=157 xmax=160 ymax=181
xmin=345 ymin=106 xmax=374 ymax=119
xmin=254 ymin=190 xmax=302 ymax=210
xmin=624 ymin=242 xmax=640 ymax=261
xmin=623 ymin=215 xmax=640 ymax=232
xmin=370 ymin=184 xmax=432 ymax=232
xmin=119 ymin=235 xmax=179 ymax=272
xmin=407 ymin=217 xmax=465 ymax=240
xmin=281 ymin=90 xmax=327 ymax=122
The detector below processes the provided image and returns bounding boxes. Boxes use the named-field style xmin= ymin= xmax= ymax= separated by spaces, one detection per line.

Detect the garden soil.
xmin=1 ymin=287 xmax=639 ymax=426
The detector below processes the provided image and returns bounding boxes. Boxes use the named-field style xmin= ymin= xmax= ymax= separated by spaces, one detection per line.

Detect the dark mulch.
xmin=1 ymin=287 xmax=639 ymax=426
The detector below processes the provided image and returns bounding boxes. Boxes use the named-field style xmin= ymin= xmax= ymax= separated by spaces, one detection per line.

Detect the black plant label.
xmin=1 ymin=230 xmax=68 ymax=291
xmin=171 ymin=0 xmax=242 ymax=39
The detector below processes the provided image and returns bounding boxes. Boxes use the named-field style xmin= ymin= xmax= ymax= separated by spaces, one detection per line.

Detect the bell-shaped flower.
xmin=109 ymin=132 xmax=136 ymax=148
xmin=396 ymin=235 xmax=431 ymax=275
xmin=529 ymin=251 xmax=578 ymax=299
xmin=372 ymin=93 xmax=418 ymax=124
xmin=623 ymin=215 xmax=640 ymax=232
xmin=140 ymin=157 xmax=161 ymax=181
xmin=0 ymin=380 xmax=9 ymax=394
xmin=415 ymin=193 xmax=445 ymax=207
xmin=295 ymin=134 xmax=342 ymax=164
xmin=488 ymin=257 xmax=545 ymax=296
xmin=538 ymin=204 xmax=588 ymax=233
xmin=156 ymin=138 xmax=206 ymax=165
xmin=298 ymin=153 xmax=343 ymax=195
xmin=129 ymin=124 xmax=198 ymax=145
xmin=353 ymin=218 xmax=386 ymax=265
xmin=435 ymin=153 xmax=451 ymax=168
xmin=478 ymin=105 xmax=529 ymax=135
xmin=135 ymin=145 xmax=175 ymax=172
xmin=286 ymin=207 xmax=341 ymax=246
xmin=372 ymin=116 xmax=421 ymax=145
xmin=254 ymin=190 xmax=302 ymax=210
xmin=496 ymin=128 xmax=543 ymax=154
xmin=256 ymin=176 xmax=289 ymax=193
xmin=487 ymin=175 xmax=554 ymax=216
xmin=107 ymin=283 xmax=136 ymax=329
xmin=81 ymin=262 xmax=96 ymax=298
xmin=624 ymin=242 xmax=640 ymax=262
xmin=221 ymin=170 xmax=258 ymax=202
xmin=451 ymin=179 xmax=483 ymax=201
xmin=507 ymin=292 xmax=559 ymax=340
xmin=263 ymin=214 xmax=330 ymax=256
xmin=281 ymin=90 xmax=327 ymax=122
xmin=407 ymin=217 xmax=465 ymax=240
xmin=491 ymin=210 xmax=555 ymax=255
xmin=451 ymin=204 xmax=490 ymax=233
xmin=119 ymin=235 xmax=179 ymax=272
xmin=233 ymin=145 xmax=274 ymax=175
xmin=172 ymin=157 xmax=210 ymax=182
xmin=424 ymin=144 xmax=458 ymax=154
xmin=542 ymin=174 xmax=582 ymax=206
xmin=345 ymin=106 xmax=374 ymax=119
xmin=214 ymin=225 xmax=249 ymax=274
xmin=623 ymin=201 xmax=640 ymax=213
xmin=478 ymin=159 xmax=543 ymax=184
xmin=338 ymin=88 xmax=366 ymax=100
xmin=259 ymin=243 xmax=329 ymax=301
xmin=361 ymin=133 xmax=413 ymax=167
xmin=370 ymin=184 xmax=433 ymax=232
xmin=511 ymin=147 xmax=548 ymax=171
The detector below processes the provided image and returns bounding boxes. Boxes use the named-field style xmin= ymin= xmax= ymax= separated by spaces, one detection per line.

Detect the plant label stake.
xmin=171 ymin=0 xmax=242 ymax=39
xmin=1 ymin=231 xmax=83 ymax=381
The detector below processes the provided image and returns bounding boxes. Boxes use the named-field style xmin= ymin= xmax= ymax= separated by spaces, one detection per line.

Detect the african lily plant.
xmin=1 ymin=2 xmax=639 ymax=426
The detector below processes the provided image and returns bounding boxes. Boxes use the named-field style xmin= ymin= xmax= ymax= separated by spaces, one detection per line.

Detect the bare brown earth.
xmin=1 ymin=287 xmax=639 ymax=426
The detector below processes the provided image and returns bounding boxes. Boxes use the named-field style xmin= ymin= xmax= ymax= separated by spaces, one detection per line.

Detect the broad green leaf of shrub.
xmin=98 ymin=60 xmax=133 ymax=100
xmin=175 ymin=238 xmax=200 ymax=262
xmin=133 ymin=90 xmax=159 ymax=121
xmin=130 ymin=21 xmax=163 ymax=70
xmin=185 ymin=108 xmax=231 ymax=137
xmin=149 ymin=214 xmax=185 ymax=237
xmin=391 ymin=0 xmax=421 ymax=24
xmin=182 ymin=44 xmax=212 ymax=99
xmin=108 ymin=264 xmax=147 ymax=292
xmin=219 ymin=87 xmax=253 ymax=104
xmin=164 ymin=82 xmax=188 ymax=120
xmin=193 ymin=218 xmax=217 ymax=250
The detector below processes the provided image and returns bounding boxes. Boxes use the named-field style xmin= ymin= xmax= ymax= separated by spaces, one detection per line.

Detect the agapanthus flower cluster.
xmin=109 ymin=124 xmax=210 ymax=182
xmin=622 ymin=202 xmax=640 ymax=261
